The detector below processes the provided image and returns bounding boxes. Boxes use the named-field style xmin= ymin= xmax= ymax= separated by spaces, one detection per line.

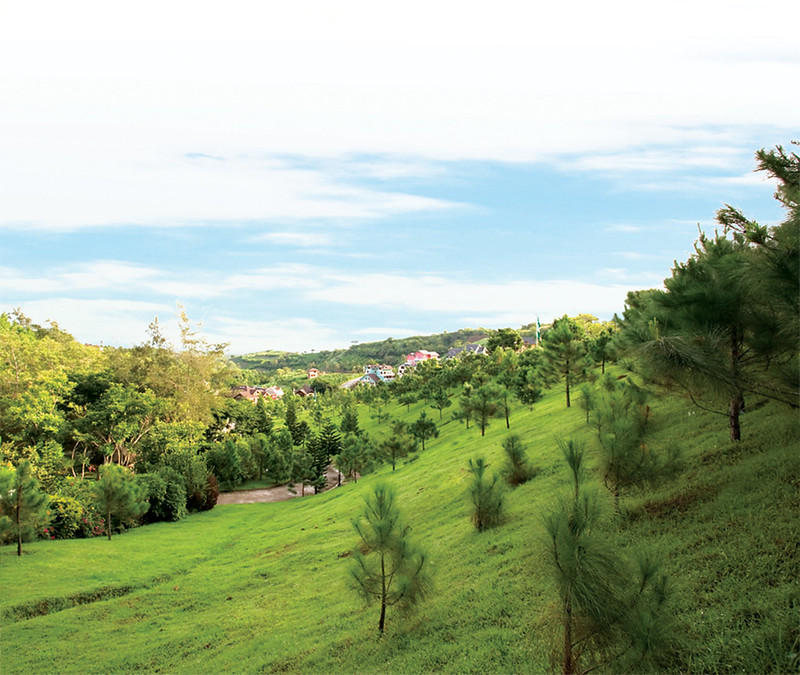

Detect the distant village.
xmin=232 ymin=338 xmax=538 ymax=402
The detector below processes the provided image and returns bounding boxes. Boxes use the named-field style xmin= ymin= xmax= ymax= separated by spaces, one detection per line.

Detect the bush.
xmin=141 ymin=468 xmax=188 ymax=523
xmin=55 ymin=478 xmax=106 ymax=538
xmin=45 ymin=494 xmax=85 ymax=539
xmin=205 ymin=441 xmax=245 ymax=491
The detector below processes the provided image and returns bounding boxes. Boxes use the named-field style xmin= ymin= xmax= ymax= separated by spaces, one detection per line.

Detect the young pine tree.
xmin=92 ymin=464 xmax=148 ymax=541
xmin=409 ymin=411 xmax=438 ymax=452
xmin=502 ymin=434 xmax=535 ymax=486
xmin=545 ymin=439 xmax=678 ymax=674
xmin=467 ymin=457 xmax=504 ymax=531
xmin=0 ymin=461 xmax=49 ymax=556
xmin=349 ymin=484 xmax=429 ymax=634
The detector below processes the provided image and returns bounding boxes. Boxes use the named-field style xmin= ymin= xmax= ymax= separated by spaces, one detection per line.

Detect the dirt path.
xmin=217 ymin=466 xmax=343 ymax=505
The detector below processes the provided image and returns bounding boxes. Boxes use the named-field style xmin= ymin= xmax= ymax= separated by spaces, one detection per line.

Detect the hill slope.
xmin=1 ymin=385 xmax=798 ymax=673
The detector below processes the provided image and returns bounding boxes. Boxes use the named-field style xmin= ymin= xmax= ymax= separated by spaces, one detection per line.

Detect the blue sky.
xmin=1 ymin=1 xmax=797 ymax=354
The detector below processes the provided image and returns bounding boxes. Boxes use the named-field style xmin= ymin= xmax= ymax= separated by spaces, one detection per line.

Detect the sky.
xmin=1 ymin=0 xmax=797 ymax=355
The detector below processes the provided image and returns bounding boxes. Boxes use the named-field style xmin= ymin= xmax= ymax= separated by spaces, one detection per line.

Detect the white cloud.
xmin=203 ymin=317 xmax=343 ymax=355
xmin=253 ymin=232 xmax=335 ymax=247
xmin=1 ymin=1 xmax=797 ymax=230
xmin=4 ymin=298 xmax=172 ymax=347
xmin=306 ymin=272 xmax=637 ymax=321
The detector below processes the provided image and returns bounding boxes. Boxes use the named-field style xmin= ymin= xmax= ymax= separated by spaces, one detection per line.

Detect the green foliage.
xmin=339 ymin=402 xmax=361 ymax=436
xmin=92 ymin=464 xmax=148 ymax=540
xmin=44 ymin=494 xmax=86 ymax=539
xmin=0 ymin=460 xmax=49 ymax=555
xmin=336 ymin=432 xmax=375 ymax=482
xmin=486 ymin=327 xmax=522 ymax=353
xmin=541 ymin=315 xmax=590 ymax=408
xmin=349 ymin=484 xmax=430 ymax=634
xmin=379 ymin=423 xmax=415 ymax=471
xmin=427 ymin=386 xmax=451 ymax=420
xmin=617 ymin=145 xmax=799 ymax=440
xmin=409 ymin=411 xmax=438 ymax=452
xmin=205 ymin=441 xmax=245 ymax=491
xmin=501 ymin=434 xmax=535 ymax=486
xmin=545 ymin=441 xmax=679 ymax=673
xmin=140 ymin=467 xmax=188 ymax=523
xmin=466 ymin=457 xmax=504 ymax=531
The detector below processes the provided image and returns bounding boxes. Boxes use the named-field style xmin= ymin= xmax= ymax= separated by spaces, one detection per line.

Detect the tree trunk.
xmin=563 ymin=600 xmax=574 ymax=675
xmin=729 ymin=393 xmax=742 ymax=442
xmin=16 ymin=489 xmax=22 ymax=556
xmin=379 ymin=554 xmax=387 ymax=633
xmin=106 ymin=506 xmax=112 ymax=540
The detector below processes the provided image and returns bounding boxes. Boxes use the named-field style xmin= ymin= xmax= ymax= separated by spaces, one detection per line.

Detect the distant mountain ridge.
xmin=233 ymin=327 xmax=502 ymax=373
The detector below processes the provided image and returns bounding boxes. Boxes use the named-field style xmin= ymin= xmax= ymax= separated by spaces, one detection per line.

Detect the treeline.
xmin=234 ymin=327 xmax=497 ymax=373
xmin=0 ymin=310 xmax=368 ymax=548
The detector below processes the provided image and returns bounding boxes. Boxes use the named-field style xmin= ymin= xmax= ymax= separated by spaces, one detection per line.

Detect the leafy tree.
xmin=349 ymin=484 xmax=429 ymax=634
xmin=205 ymin=440 xmax=245 ymax=491
xmin=289 ymin=444 xmax=315 ymax=497
xmin=409 ymin=411 xmax=438 ymax=451
xmin=467 ymin=457 xmax=504 ymax=531
xmin=284 ymin=398 xmax=305 ymax=445
xmin=486 ymin=327 xmax=522 ymax=352
xmin=92 ymin=464 xmax=148 ymax=540
xmin=264 ymin=428 xmax=293 ymax=485
xmin=336 ymin=433 xmax=374 ymax=483
xmin=501 ymin=434 xmax=535 ymax=486
xmin=0 ymin=460 xmax=49 ymax=555
xmin=76 ymin=383 xmax=166 ymax=467
xmin=541 ymin=315 xmax=590 ymax=408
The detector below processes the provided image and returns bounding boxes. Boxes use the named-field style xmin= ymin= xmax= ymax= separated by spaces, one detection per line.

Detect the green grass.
xmin=2 ymin=382 xmax=798 ymax=673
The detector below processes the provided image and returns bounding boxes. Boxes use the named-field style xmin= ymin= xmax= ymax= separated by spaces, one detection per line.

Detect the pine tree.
xmin=92 ymin=464 xmax=148 ymax=540
xmin=0 ymin=460 xmax=49 ymax=556
xmin=541 ymin=316 xmax=590 ymax=408
xmin=467 ymin=457 xmax=504 ymax=531
xmin=409 ymin=411 xmax=438 ymax=452
xmin=501 ymin=434 xmax=534 ymax=486
xmin=349 ymin=484 xmax=429 ymax=634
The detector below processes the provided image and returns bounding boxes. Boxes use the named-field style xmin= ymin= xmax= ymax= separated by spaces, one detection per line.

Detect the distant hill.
xmin=233 ymin=327 xmax=498 ymax=373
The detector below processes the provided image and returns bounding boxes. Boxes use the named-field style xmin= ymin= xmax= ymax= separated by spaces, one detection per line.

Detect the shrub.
xmin=45 ymin=494 xmax=86 ymax=539
xmin=141 ymin=468 xmax=188 ymax=523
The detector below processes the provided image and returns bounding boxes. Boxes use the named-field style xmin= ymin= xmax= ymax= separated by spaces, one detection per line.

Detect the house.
xmin=264 ymin=386 xmax=284 ymax=400
xmin=405 ymin=350 xmax=439 ymax=365
xmin=445 ymin=343 xmax=487 ymax=359
xmin=307 ymin=368 xmax=320 ymax=379
xmin=295 ymin=385 xmax=315 ymax=397
xmin=359 ymin=373 xmax=383 ymax=386
xmin=364 ymin=364 xmax=396 ymax=381
xmin=232 ymin=385 xmax=267 ymax=403
xmin=521 ymin=336 xmax=538 ymax=349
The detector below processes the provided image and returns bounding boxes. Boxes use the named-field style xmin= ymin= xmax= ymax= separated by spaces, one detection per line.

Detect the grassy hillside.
xmin=2 ymin=383 xmax=798 ymax=673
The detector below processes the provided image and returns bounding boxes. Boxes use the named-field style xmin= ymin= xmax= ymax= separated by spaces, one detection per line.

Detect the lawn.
xmin=2 ymin=382 xmax=798 ymax=673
